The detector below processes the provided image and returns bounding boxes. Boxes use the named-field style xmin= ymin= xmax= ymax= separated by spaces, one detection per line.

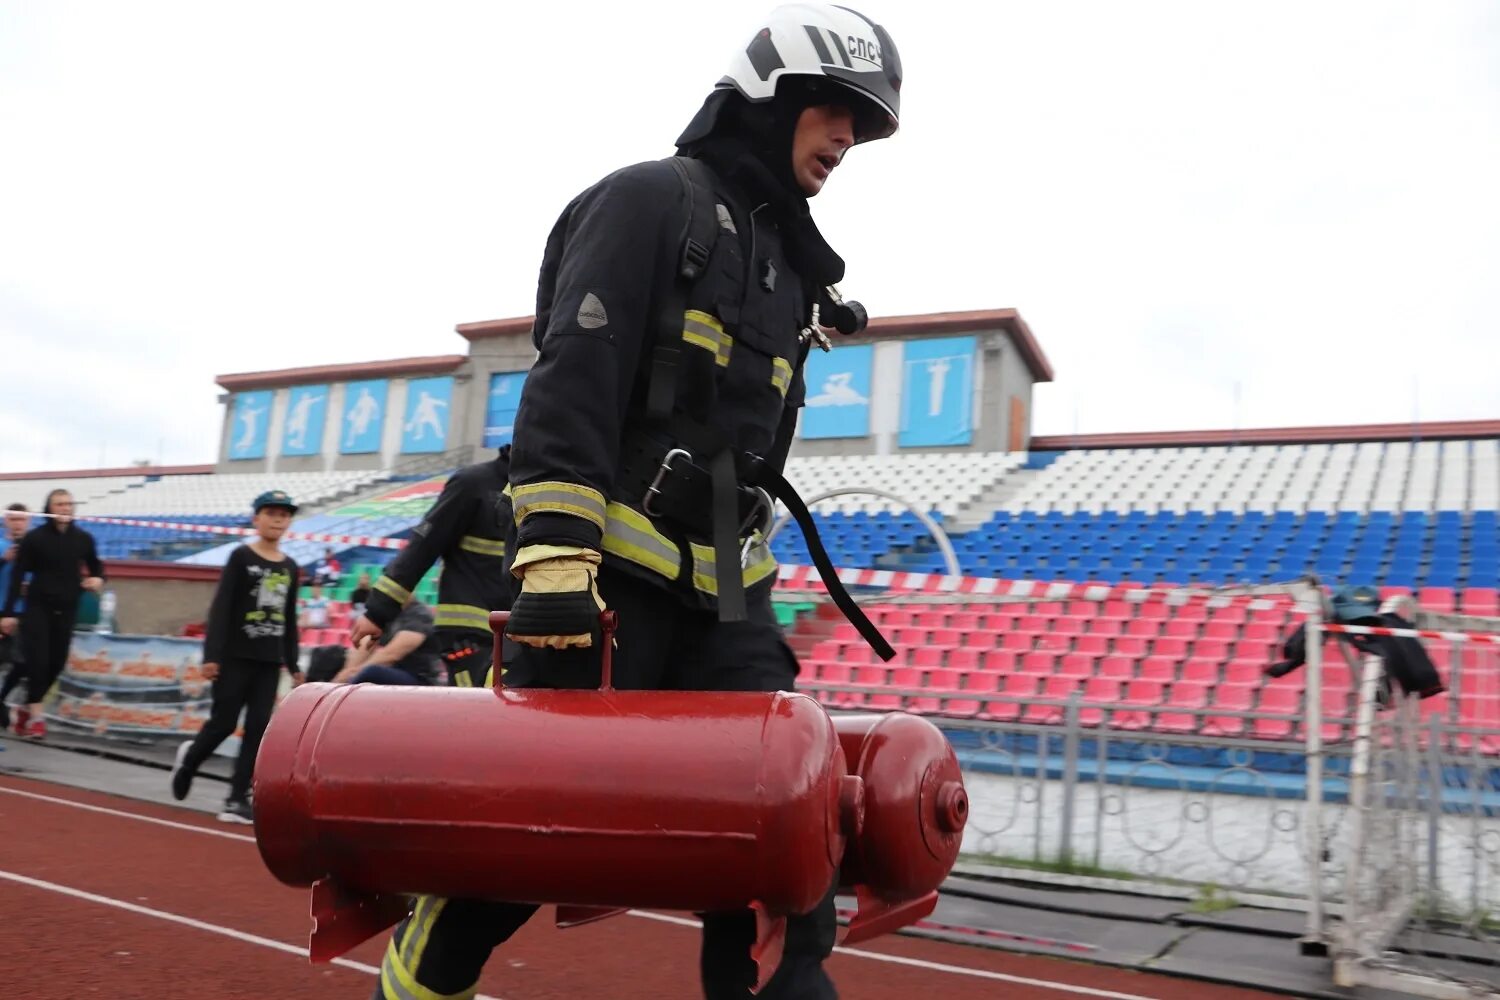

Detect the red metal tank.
xmin=831 ymin=713 xmax=968 ymax=943
xmin=255 ymin=682 xmax=860 ymax=917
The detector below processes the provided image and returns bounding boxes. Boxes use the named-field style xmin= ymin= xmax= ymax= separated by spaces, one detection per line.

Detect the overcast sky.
xmin=2 ymin=1 xmax=1496 ymax=472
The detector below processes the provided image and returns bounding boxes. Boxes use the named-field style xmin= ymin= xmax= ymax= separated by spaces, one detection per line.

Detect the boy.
xmin=170 ymin=490 xmax=304 ymax=823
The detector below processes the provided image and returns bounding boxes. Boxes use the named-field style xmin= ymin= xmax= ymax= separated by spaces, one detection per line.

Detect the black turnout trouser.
xmin=20 ymin=601 xmax=77 ymax=706
xmin=437 ymin=630 xmax=491 ymax=689
xmin=178 ymin=658 xmax=280 ymax=802
xmin=374 ymin=567 xmax=838 ymax=1000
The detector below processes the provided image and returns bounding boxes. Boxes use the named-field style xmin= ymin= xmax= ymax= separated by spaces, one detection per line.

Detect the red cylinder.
xmin=833 ymin=713 xmax=967 ymax=901
xmin=254 ymin=682 xmax=859 ymax=918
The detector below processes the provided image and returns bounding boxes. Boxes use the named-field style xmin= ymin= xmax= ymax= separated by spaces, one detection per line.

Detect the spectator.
xmin=0 ymin=503 xmax=31 ymax=731
xmin=299 ymin=582 xmax=330 ymax=629
xmin=0 ymin=490 xmax=103 ymax=740
xmin=333 ymin=597 xmax=441 ymax=686
xmin=315 ymin=547 xmax=342 ymax=588
xmin=348 ymin=571 xmax=372 ymax=614
xmin=170 ymin=490 xmax=303 ymax=823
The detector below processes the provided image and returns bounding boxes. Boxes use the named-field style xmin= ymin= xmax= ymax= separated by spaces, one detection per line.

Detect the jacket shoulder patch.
xmin=577 ymin=292 xmax=609 ymax=330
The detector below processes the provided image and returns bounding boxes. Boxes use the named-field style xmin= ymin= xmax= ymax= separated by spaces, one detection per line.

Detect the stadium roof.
xmin=215 ymin=354 xmax=467 ymax=391
xmin=456 ymin=307 xmax=1055 ymax=384
xmin=1030 ymin=419 xmax=1500 ymax=450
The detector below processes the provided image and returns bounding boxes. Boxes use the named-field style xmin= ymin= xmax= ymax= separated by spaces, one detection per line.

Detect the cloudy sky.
xmin=2 ymin=1 xmax=1496 ymax=472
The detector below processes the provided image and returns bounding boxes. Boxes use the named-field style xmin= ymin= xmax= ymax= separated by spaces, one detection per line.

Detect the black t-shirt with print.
xmin=203 ymin=545 xmax=301 ymax=668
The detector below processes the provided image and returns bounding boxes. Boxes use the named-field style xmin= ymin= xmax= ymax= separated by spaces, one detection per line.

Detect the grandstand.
xmin=1 ymin=299 xmax=1493 ymax=758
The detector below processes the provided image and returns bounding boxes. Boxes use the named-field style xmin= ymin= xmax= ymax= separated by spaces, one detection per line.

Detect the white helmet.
xmin=715 ymin=4 xmax=902 ymax=142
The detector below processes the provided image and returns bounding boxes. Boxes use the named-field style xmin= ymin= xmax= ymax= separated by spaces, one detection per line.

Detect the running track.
xmin=0 ymin=774 xmax=1282 ymax=1000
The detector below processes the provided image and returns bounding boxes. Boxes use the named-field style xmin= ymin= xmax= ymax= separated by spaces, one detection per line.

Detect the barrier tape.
xmin=28 ymin=511 xmax=407 ymax=550
xmin=1322 ymin=622 xmax=1500 ymax=645
xmin=776 ymin=563 xmax=1302 ymax=608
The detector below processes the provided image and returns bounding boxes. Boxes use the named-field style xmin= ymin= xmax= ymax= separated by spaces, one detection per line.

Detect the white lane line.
xmin=625 ymin=911 xmax=1165 ymax=1000
xmin=0 ymin=869 xmax=505 ymax=1000
xmin=6 ymin=780 xmax=1158 ymax=998
xmin=0 ymin=785 xmax=256 ymax=843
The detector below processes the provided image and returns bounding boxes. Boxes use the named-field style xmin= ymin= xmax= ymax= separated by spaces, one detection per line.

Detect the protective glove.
xmin=506 ymin=544 xmax=605 ymax=649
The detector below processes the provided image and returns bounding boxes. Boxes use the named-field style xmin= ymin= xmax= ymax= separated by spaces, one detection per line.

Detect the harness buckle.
xmin=642 ymin=447 xmax=692 ymax=518
xmin=739 ymin=487 xmax=774 ymax=568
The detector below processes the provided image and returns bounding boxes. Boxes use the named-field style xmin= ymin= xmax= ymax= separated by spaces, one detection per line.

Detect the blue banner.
xmin=340 ymin=379 xmax=388 ymax=455
xmin=400 ymin=376 xmax=454 ymax=454
xmin=899 ymin=336 xmax=976 ymax=447
xmin=280 ymin=384 xmax=329 ymax=457
xmin=227 ymin=390 xmax=273 ymax=460
xmin=801 ymin=344 xmax=873 ymax=439
xmin=483 ymin=371 xmax=527 ymax=449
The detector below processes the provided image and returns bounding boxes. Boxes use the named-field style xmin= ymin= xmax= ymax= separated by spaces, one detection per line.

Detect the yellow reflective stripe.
xmin=374 ymin=576 xmax=412 ymax=605
xmin=382 ymin=935 xmax=476 ymax=1000
xmin=458 ymin=535 xmax=506 ymax=557
xmin=688 ymin=539 xmax=778 ymax=596
xmin=397 ymin=897 xmax=426 ymax=964
xmin=434 ymin=604 xmax=492 ymax=632
xmin=600 ymin=502 xmax=777 ymax=596
xmin=512 ymin=481 xmax=606 ymax=531
xmin=602 ymin=503 xmax=681 ymax=580
xmin=683 ymin=330 xmax=719 ymax=354
xmin=684 ymin=310 xmax=731 ymax=367
xmin=770 ymin=357 xmax=792 ymax=397
xmin=453 ymin=671 xmax=473 ymax=687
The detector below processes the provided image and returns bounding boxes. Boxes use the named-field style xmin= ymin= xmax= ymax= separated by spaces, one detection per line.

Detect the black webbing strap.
xmin=752 ymin=464 xmax=896 ymax=662
xmin=710 ymin=449 xmax=747 ymax=622
xmin=646 ymin=157 xmax=718 ymax=422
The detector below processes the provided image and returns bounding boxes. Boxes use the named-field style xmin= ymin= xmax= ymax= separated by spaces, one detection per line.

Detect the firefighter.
xmin=373 ymin=5 xmax=901 ymax=998
xmin=350 ymin=446 xmax=513 ymax=687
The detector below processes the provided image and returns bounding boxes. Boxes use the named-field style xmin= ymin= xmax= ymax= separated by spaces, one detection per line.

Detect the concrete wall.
xmin=111 ymin=576 xmax=220 ymax=637
xmin=216 ymin=369 xmax=478 ymax=474
xmin=459 ymin=335 xmax=539 ymax=450
xmin=788 ymin=326 xmax=1034 ymax=459
xmin=214 ymin=319 xmax=1042 ymax=472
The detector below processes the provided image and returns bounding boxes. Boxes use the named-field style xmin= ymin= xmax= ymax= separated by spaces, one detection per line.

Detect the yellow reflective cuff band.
xmin=434 ymin=604 xmax=493 ymax=632
xmin=374 ymin=576 xmax=413 ymax=605
xmin=684 ymin=310 xmax=731 ymax=367
xmin=770 ymin=357 xmax=792 ymax=397
xmin=512 ymin=482 xmax=606 ymax=531
xmin=458 ymin=535 xmax=506 ymax=557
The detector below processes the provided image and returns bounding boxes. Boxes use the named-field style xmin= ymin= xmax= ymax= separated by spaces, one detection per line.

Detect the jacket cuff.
xmin=516 ymin=511 xmax=604 ymax=553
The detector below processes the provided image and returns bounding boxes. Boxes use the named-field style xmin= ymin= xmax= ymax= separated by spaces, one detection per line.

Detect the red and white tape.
xmin=31 ymin=512 xmax=408 ymax=551
xmin=1322 ymin=622 xmax=1500 ymax=645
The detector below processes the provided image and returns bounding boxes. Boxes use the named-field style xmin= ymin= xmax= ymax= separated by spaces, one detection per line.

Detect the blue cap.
xmin=252 ymin=490 xmax=299 ymax=514
xmin=1330 ymin=585 xmax=1380 ymax=623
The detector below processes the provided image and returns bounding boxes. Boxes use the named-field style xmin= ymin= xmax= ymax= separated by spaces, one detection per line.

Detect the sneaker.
xmin=13 ymin=707 xmax=29 ymax=734
xmin=217 ymin=798 xmax=254 ymax=825
xmin=170 ymin=740 xmax=194 ymax=801
xmin=22 ymin=718 xmax=45 ymax=740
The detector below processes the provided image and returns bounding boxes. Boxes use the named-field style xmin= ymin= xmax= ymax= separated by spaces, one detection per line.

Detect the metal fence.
xmin=805 ymin=684 xmax=1499 ymax=921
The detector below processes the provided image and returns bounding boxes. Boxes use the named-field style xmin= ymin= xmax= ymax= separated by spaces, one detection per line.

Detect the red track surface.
xmin=0 ymin=774 xmax=1281 ymax=1000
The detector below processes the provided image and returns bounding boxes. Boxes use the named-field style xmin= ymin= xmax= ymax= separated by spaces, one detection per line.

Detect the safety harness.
xmin=618 ymin=155 xmax=894 ymax=662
